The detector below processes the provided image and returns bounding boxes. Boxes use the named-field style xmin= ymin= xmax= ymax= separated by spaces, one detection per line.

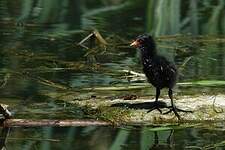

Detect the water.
xmin=0 ymin=0 xmax=225 ymax=149
xmin=1 ymin=125 xmax=225 ymax=150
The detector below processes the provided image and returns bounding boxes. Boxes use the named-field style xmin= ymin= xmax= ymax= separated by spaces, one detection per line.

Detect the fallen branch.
xmin=0 ymin=107 xmax=111 ymax=127
xmin=0 ymin=103 xmax=111 ymax=127
xmin=2 ymin=119 xmax=111 ymax=127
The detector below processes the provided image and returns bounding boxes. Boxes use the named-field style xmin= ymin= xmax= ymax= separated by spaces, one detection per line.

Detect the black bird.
xmin=130 ymin=34 xmax=191 ymax=120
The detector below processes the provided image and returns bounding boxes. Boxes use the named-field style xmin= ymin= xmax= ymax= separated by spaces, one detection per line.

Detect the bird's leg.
xmin=164 ymin=89 xmax=193 ymax=120
xmin=147 ymin=88 xmax=163 ymax=114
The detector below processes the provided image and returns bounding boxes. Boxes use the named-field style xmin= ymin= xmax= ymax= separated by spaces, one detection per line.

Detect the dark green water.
xmin=0 ymin=0 xmax=225 ymax=149
xmin=1 ymin=124 xmax=225 ymax=150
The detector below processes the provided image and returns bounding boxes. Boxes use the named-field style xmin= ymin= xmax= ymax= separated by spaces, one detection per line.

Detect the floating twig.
xmin=122 ymin=69 xmax=145 ymax=77
xmin=2 ymin=137 xmax=60 ymax=142
xmin=78 ymin=29 xmax=108 ymax=50
xmin=2 ymin=119 xmax=111 ymax=127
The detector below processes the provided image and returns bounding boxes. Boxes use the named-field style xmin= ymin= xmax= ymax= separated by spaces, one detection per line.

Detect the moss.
xmin=82 ymin=105 xmax=132 ymax=125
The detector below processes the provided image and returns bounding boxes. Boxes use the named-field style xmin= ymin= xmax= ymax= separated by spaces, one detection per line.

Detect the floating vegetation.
xmin=83 ymin=105 xmax=132 ymax=125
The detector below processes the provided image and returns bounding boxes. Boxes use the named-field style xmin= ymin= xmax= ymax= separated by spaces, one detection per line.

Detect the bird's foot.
xmin=147 ymin=101 xmax=165 ymax=114
xmin=163 ymin=106 xmax=193 ymax=120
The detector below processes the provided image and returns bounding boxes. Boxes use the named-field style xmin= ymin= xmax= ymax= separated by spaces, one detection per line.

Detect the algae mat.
xmin=44 ymin=89 xmax=225 ymax=124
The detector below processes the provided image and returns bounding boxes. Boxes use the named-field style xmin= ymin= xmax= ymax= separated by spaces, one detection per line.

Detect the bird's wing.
xmin=157 ymin=56 xmax=177 ymax=83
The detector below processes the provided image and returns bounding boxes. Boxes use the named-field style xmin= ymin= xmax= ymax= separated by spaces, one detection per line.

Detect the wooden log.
xmin=2 ymin=119 xmax=111 ymax=127
xmin=1 ymin=104 xmax=111 ymax=127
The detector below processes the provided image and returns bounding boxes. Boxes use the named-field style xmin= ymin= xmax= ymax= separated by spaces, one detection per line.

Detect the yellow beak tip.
xmin=130 ymin=41 xmax=138 ymax=47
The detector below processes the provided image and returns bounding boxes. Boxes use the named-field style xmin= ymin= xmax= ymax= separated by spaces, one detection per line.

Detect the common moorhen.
xmin=130 ymin=34 xmax=191 ymax=120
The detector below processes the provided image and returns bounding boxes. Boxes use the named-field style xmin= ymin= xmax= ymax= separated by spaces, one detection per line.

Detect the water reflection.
xmin=1 ymin=126 xmax=225 ymax=150
xmin=148 ymin=130 xmax=174 ymax=150
xmin=0 ymin=127 xmax=9 ymax=149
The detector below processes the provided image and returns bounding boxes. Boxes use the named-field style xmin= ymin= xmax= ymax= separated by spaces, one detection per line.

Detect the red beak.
xmin=130 ymin=40 xmax=140 ymax=47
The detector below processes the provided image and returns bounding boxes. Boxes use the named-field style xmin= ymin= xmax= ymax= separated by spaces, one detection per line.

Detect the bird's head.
xmin=130 ymin=34 xmax=156 ymax=53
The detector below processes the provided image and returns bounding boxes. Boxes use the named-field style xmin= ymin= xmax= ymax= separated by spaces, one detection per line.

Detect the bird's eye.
xmin=138 ymin=39 xmax=143 ymax=43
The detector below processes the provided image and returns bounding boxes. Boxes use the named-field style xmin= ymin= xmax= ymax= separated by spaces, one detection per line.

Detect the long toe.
xmin=172 ymin=108 xmax=181 ymax=120
xmin=164 ymin=106 xmax=193 ymax=113
xmin=163 ymin=107 xmax=181 ymax=120
xmin=163 ymin=106 xmax=193 ymax=120
xmin=163 ymin=109 xmax=172 ymax=115
xmin=147 ymin=102 xmax=163 ymax=114
xmin=147 ymin=106 xmax=162 ymax=114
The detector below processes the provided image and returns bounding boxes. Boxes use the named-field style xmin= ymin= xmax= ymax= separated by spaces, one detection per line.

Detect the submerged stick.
xmin=2 ymin=119 xmax=111 ymax=127
xmin=0 ymin=105 xmax=111 ymax=127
